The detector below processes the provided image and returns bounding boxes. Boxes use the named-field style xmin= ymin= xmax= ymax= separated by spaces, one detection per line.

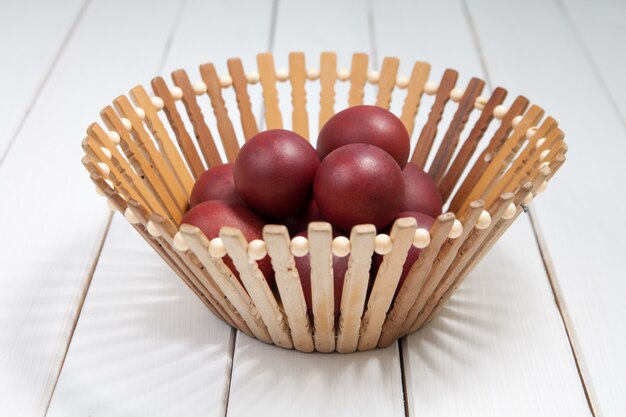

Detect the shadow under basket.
xmin=82 ymin=52 xmax=566 ymax=353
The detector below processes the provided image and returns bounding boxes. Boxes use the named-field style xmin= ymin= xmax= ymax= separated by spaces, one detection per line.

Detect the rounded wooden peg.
xmin=502 ymin=202 xmax=517 ymax=220
xmin=219 ymin=74 xmax=233 ymax=88
xmin=96 ymin=162 xmax=110 ymax=175
xmin=448 ymin=219 xmax=463 ymax=239
xmin=134 ymin=106 xmax=146 ymax=120
xmin=170 ymin=86 xmax=183 ymax=100
xmin=173 ymin=232 xmax=189 ymax=251
xmin=332 ymin=236 xmax=351 ymax=257
xmin=290 ymin=235 xmax=309 ymax=257
xmin=493 ymin=104 xmax=508 ymax=119
xmin=512 ymin=115 xmax=523 ymax=128
xmin=474 ymin=95 xmax=488 ymax=110
xmin=396 ymin=75 xmax=410 ymax=89
xmin=248 ymin=239 xmax=267 ymax=260
xmin=246 ymin=70 xmax=260 ymax=84
xmin=476 ymin=210 xmax=492 ymax=230
xmin=120 ymin=117 xmax=132 ymax=130
xmin=209 ymin=237 xmax=227 ymax=258
xmin=374 ymin=234 xmax=392 ymax=255
xmin=107 ymin=130 xmax=121 ymax=144
xmin=526 ymin=126 xmax=538 ymax=139
xmin=424 ymin=80 xmax=438 ymax=95
xmin=413 ymin=228 xmax=430 ymax=248
xmin=100 ymin=147 xmax=112 ymax=159
xmin=449 ymin=88 xmax=464 ymax=102
xmin=192 ymin=81 xmax=207 ymax=95
xmin=151 ymin=96 xmax=164 ymax=110
xmin=306 ymin=67 xmax=320 ymax=80
xmin=540 ymin=149 xmax=550 ymax=160
xmin=367 ymin=70 xmax=380 ymax=84
xmin=276 ymin=68 xmax=289 ymax=81
xmin=124 ymin=207 xmax=140 ymax=224
xmin=535 ymin=137 xmax=546 ymax=148
xmin=146 ymin=220 xmax=161 ymax=237
xmin=337 ymin=67 xmax=350 ymax=81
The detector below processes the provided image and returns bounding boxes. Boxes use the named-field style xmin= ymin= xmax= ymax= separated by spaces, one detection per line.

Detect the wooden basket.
xmin=81 ymin=52 xmax=566 ymax=353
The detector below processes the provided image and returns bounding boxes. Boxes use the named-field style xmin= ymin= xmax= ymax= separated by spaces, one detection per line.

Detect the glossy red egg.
xmin=181 ymin=200 xmax=274 ymax=287
xmin=314 ymin=144 xmax=404 ymax=232
xmin=401 ymin=163 xmax=443 ymax=218
xmin=371 ymin=211 xmax=435 ymax=296
xmin=293 ymin=230 xmax=349 ymax=321
xmin=234 ymin=129 xmax=320 ymax=218
xmin=190 ymin=163 xmax=243 ymax=207
xmin=316 ymin=105 xmax=410 ymax=168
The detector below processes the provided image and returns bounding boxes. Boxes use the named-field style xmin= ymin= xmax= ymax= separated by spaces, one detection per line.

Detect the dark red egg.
xmin=181 ymin=200 xmax=274 ymax=287
xmin=282 ymin=200 xmax=325 ymax=236
xmin=234 ymin=129 xmax=320 ymax=218
xmin=371 ymin=211 xmax=435 ymax=296
xmin=293 ymin=230 xmax=349 ymax=321
xmin=190 ymin=163 xmax=243 ymax=207
xmin=401 ymin=163 xmax=443 ymax=218
xmin=316 ymin=105 xmax=410 ymax=168
xmin=314 ymin=143 xmax=404 ymax=232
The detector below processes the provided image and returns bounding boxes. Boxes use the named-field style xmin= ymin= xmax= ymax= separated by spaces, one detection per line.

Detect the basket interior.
xmin=82 ymin=52 xmax=566 ymax=353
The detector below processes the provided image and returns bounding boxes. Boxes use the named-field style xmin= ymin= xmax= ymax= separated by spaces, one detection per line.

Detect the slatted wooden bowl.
xmin=81 ymin=52 xmax=566 ymax=353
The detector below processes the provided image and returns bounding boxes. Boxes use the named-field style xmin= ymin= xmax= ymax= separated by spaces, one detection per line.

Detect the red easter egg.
xmin=282 ymin=200 xmax=325 ymax=236
xmin=316 ymin=105 xmax=410 ymax=168
xmin=190 ymin=163 xmax=243 ymax=207
xmin=314 ymin=144 xmax=404 ymax=232
xmin=293 ymin=230 xmax=349 ymax=321
xmin=234 ymin=129 xmax=320 ymax=218
xmin=371 ymin=211 xmax=435 ymax=296
xmin=401 ymin=163 xmax=443 ymax=217
xmin=181 ymin=200 xmax=274 ymax=288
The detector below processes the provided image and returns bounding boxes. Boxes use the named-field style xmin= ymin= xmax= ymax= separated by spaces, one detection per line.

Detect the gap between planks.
xmin=0 ymin=0 xmax=92 ymax=170
xmin=458 ymin=0 xmax=599 ymax=414
xmin=527 ymin=209 xmax=599 ymax=417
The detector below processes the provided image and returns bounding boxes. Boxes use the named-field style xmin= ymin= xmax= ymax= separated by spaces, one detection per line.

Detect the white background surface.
xmin=0 ymin=0 xmax=623 ymax=416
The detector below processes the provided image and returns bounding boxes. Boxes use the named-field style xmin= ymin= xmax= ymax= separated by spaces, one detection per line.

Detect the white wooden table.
xmin=0 ymin=0 xmax=623 ymax=415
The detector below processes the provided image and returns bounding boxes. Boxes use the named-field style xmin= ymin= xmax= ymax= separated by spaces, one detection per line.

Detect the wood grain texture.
xmin=411 ymin=69 xmax=459 ymax=168
xmin=288 ymin=52 xmax=310 ymax=139
xmin=151 ymin=76 xmax=206 ymax=178
xmin=319 ymin=51 xmax=338 ymax=130
xmin=0 ymin=1 xmax=185 ymax=415
xmin=308 ymin=222 xmax=335 ymax=352
xmin=0 ymin=0 xmax=84 ymax=161
xmin=348 ymin=52 xmax=369 ymax=107
xmin=227 ymin=57 xmax=259 ymax=140
xmin=199 ymin=62 xmax=240 ymax=161
xmin=438 ymin=87 xmax=507 ymax=202
xmin=257 ymin=52 xmax=283 ymax=129
xmin=358 ymin=218 xmax=416 ymax=351
xmin=375 ymin=56 xmax=400 ymax=109
xmin=448 ymin=95 xmax=529 ymax=212
xmin=400 ymin=61 xmax=431 ymax=136
xmin=466 ymin=0 xmax=626 ymax=414
xmin=429 ymin=77 xmax=485 ymax=182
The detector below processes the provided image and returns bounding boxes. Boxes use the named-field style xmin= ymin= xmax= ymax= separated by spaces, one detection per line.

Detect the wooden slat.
xmin=438 ymin=87 xmax=507 ymax=202
xmin=227 ymin=57 xmax=259 ymax=140
xmin=114 ymin=95 xmax=189 ymax=213
xmin=375 ymin=56 xmax=400 ymax=109
xmin=318 ymin=51 xmax=338 ymax=130
xmin=263 ymin=225 xmax=314 ymax=352
xmin=347 ymin=52 xmax=369 ymax=107
xmin=336 ymin=224 xmax=376 ymax=353
xmin=199 ymin=62 xmax=241 ymax=161
xmin=171 ymin=69 xmax=223 ymax=167
xmin=220 ymin=227 xmax=293 ymax=349
xmin=411 ymin=69 xmax=459 ymax=168
xmin=399 ymin=61 xmax=431 ymax=136
xmin=151 ymin=76 xmax=206 ymax=178
xmin=257 ymin=52 xmax=283 ymax=129
xmin=428 ymin=77 xmax=485 ymax=182
xmin=448 ymin=95 xmax=529 ymax=212
xmin=130 ymin=85 xmax=195 ymax=196
xmin=288 ymin=52 xmax=309 ymax=139
xmin=358 ymin=218 xmax=416 ymax=351
xmin=308 ymin=222 xmax=335 ymax=352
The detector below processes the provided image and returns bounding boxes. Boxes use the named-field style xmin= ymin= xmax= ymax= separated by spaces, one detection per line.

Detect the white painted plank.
xmin=373 ymin=0 xmax=592 ymax=415
xmin=227 ymin=2 xmax=405 ymax=417
xmin=227 ymin=333 xmax=405 ymax=417
xmin=0 ymin=0 xmax=186 ymax=415
xmin=0 ymin=0 xmax=84 ymax=161
xmin=46 ymin=0 xmax=275 ymax=415
xmin=465 ymin=0 xmax=626 ymax=415
xmin=46 ymin=216 xmax=234 ymax=417
xmin=560 ymin=0 xmax=626 ymax=121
